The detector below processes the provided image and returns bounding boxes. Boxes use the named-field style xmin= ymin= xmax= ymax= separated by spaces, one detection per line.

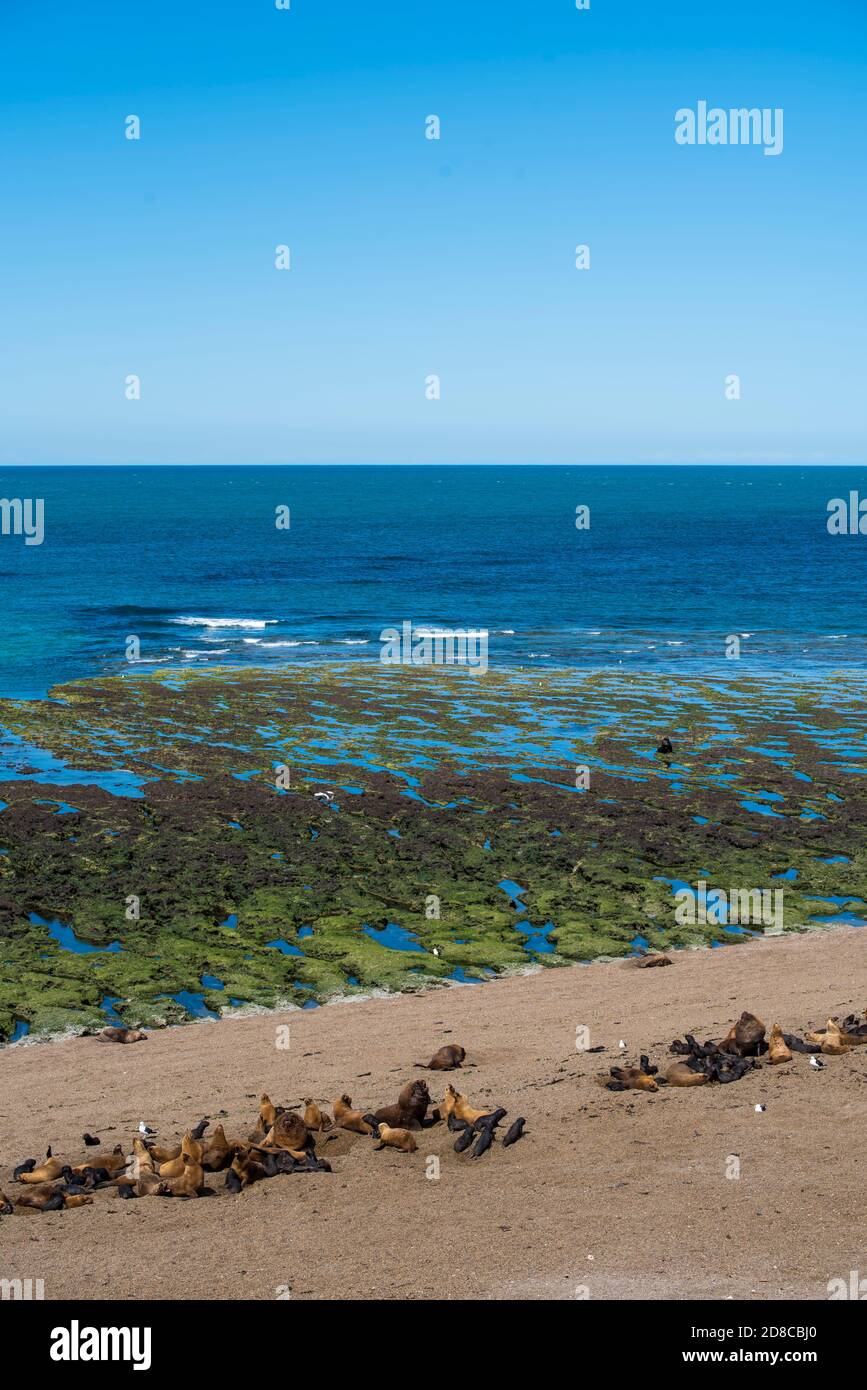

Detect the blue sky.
xmin=0 ymin=0 xmax=864 ymax=464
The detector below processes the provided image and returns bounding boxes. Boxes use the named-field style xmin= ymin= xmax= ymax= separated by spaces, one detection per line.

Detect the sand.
xmin=1 ymin=927 xmax=865 ymax=1302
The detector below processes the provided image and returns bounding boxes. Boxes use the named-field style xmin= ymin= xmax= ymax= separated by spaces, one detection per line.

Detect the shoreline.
xmin=1 ymin=924 xmax=865 ymax=1301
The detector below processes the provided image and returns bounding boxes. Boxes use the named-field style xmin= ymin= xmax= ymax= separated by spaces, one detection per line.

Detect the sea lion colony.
xmin=2 ymin=1008 xmax=864 ymax=1216
xmin=597 ymin=1009 xmax=867 ymax=1091
xmin=0 ymin=1042 xmax=527 ymax=1214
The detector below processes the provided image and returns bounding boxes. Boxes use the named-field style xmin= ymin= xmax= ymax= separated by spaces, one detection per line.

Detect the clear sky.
xmin=1 ymin=0 xmax=864 ymax=465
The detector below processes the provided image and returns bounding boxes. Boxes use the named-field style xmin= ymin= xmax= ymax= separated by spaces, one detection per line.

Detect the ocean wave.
xmin=170 ymin=617 xmax=277 ymax=630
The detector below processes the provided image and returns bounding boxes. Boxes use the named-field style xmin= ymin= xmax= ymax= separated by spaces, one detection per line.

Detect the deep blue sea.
xmin=1 ymin=464 xmax=866 ymax=699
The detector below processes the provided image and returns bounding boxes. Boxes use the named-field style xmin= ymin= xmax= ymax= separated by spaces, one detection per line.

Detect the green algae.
xmin=1 ymin=663 xmax=867 ymax=1041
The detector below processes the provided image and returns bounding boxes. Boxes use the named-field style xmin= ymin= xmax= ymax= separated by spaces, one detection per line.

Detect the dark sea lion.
xmin=74 ymin=1144 xmax=127 ymax=1177
xmin=97 ymin=1026 xmax=147 ymax=1044
xmin=225 ymin=1166 xmax=243 ymax=1194
xmin=662 ymin=1062 xmax=709 ymax=1087
xmin=472 ymin=1126 xmax=495 ymax=1157
xmin=374 ymin=1080 xmax=431 ymax=1131
xmin=415 ymin=1044 xmax=466 ymax=1071
xmin=502 ymin=1118 xmax=526 ymax=1146
xmin=768 ymin=1023 xmax=793 ymax=1064
xmin=303 ymin=1153 xmax=332 ymax=1173
xmin=447 ymin=1113 xmax=469 ymax=1133
xmin=82 ymin=1133 xmax=101 ymax=1147
xmin=362 ymin=1114 xmax=381 ymax=1138
xmin=656 ymin=737 xmax=673 ymax=755
xmin=190 ymin=1118 xmax=210 ymax=1140
xmin=472 ymin=1107 xmax=507 ymax=1131
xmin=374 ymin=1123 xmax=418 ymax=1154
xmin=453 ymin=1126 xmax=475 ymax=1153
xmin=333 ymin=1095 xmax=374 ymax=1135
xmin=13 ymin=1159 xmax=37 ymax=1181
xmin=639 ymin=1055 xmax=658 ymax=1076
xmin=782 ymin=1032 xmax=821 ymax=1054
xmin=117 ymin=1182 xmax=138 ymax=1199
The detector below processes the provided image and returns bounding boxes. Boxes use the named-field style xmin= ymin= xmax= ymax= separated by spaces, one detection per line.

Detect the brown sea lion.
xmin=97 ymin=1026 xmax=147 ymax=1044
xmin=62 ymin=1194 xmax=93 ymax=1208
xmin=162 ymin=1153 xmax=205 ymax=1198
xmin=263 ymin=1110 xmax=311 ymax=1153
xmin=635 ymin=954 xmax=672 ymax=969
xmin=661 ymin=1062 xmax=710 ymax=1087
xmin=720 ymin=1012 xmax=766 ymax=1057
xmin=415 ymin=1044 xmax=466 ymax=1070
xmin=228 ymin=1150 xmax=271 ymax=1189
xmin=768 ymin=1023 xmax=793 ymax=1065
xmin=374 ymin=1123 xmax=418 ymax=1154
xmin=18 ymin=1156 xmax=66 ymax=1184
xmin=159 ymin=1133 xmax=205 ymax=1179
xmin=374 ymin=1080 xmax=431 ymax=1131
xmin=806 ymin=1019 xmax=854 ymax=1055
xmin=597 ymin=1067 xmax=659 ymax=1093
xmin=0 ymin=1190 xmax=13 ymax=1215
xmin=15 ymin=1184 xmax=67 ymax=1212
xmin=145 ymin=1139 xmax=181 ymax=1164
xmin=73 ymin=1144 xmax=127 ymax=1177
xmin=448 ymin=1086 xmax=495 ymax=1124
xmin=259 ymin=1094 xmax=278 ymax=1130
xmin=333 ymin=1095 xmax=374 ymax=1135
xmin=303 ymin=1100 xmax=332 ymax=1132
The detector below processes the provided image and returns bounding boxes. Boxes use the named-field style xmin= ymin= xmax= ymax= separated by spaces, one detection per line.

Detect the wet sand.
xmin=1 ymin=927 xmax=865 ymax=1301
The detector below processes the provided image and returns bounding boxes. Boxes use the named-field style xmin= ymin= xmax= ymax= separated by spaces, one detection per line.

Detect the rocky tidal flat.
xmin=0 ymin=663 xmax=865 ymax=1042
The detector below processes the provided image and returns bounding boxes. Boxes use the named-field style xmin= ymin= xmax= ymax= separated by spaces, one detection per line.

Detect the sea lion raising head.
xmin=374 ymin=1080 xmax=431 ymax=1131
xmin=415 ymin=1044 xmax=466 ymax=1071
xmin=446 ymin=1085 xmax=495 ymax=1125
xmin=303 ymin=1099 xmax=332 ymax=1132
xmin=767 ymin=1024 xmax=793 ymax=1065
xmin=720 ymin=1012 xmax=766 ymax=1057
xmin=163 ymin=1153 xmax=205 ymax=1198
xmin=333 ymin=1095 xmax=373 ymax=1135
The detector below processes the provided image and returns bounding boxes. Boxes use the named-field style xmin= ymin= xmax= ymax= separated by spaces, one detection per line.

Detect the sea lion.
xmin=374 ymin=1080 xmax=431 ymax=1131
xmin=373 ymin=1124 xmax=417 ymax=1154
xmin=73 ymin=1144 xmax=127 ymax=1177
xmin=656 ymin=737 xmax=673 ymax=755
xmin=661 ymin=1062 xmax=710 ymax=1087
xmin=0 ymin=1191 xmax=14 ymax=1214
xmin=362 ymin=1114 xmax=381 ymax=1138
xmin=159 ymin=1133 xmax=205 ymax=1179
xmin=12 ymin=1159 xmax=36 ymax=1181
xmin=635 ymin=954 xmax=672 ymax=969
xmin=190 ymin=1118 xmax=210 ymax=1140
xmin=333 ymin=1095 xmax=374 ymax=1135
xmin=82 ymin=1133 xmax=101 ymax=1147
xmin=62 ymin=1194 xmax=93 ymax=1209
xmin=782 ymin=1032 xmax=821 ymax=1054
xmin=768 ymin=1023 xmax=793 ymax=1065
xmin=806 ymin=1020 xmax=853 ymax=1054
xmin=447 ymin=1112 xmax=469 ymax=1133
xmin=18 ymin=1155 xmax=66 ymax=1184
xmin=472 ymin=1126 xmax=494 ymax=1157
xmin=447 ymin=1085 xmax=495 ymax=1125
xmin=264 ymin=1110 xmax=311 ymax=1153
xmin=228 ymin=1150 xmax=270 ymax=1189
xmin=415 ymin=1044 xmax=466 ymax=1071
xmin=453 ymin=1126 xmax=475 ymax=1153
xmin=146 ymin=1139 xmax=181 ymax=1165
xmin=302 ymin=1153 xmax=332 ymax=1173
xmin=162 ymin=1153 xmax=204 ymax=1198
xmin=202 ymin=1125 xmax=235 ymax=1171
xmin=720 ymin=1012 xmax=766 ymax=1057
xmin=97 ymin=1026 xmax=147 ymax=1044
xmin=502 ymin=1118 xmax=526 ymax=1146
xmin=259 ymin=1094 xmax=278 ymax=1130
xmin=472 ymin=1107 xmax=507 ymax=1131
xmin=303 ymin=1099 xmax=332 ymax=1132
xmin=15 ymin=1184 xmax=67 ymax=1212
xmin=598 ymin=1067 xmax=658 ymax=1093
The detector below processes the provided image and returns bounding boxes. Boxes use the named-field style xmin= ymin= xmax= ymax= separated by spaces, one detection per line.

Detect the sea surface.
xmin=1 ymin=464 xmax=866 ymax=699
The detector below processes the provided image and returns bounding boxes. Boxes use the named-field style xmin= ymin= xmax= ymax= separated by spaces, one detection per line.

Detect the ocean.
xmin=1 ymin=464 xmax=866 ymax=699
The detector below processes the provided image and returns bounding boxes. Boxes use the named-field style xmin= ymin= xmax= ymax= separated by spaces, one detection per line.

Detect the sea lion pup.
xmin=415 ymin=1044 xmax=466 ymax=1071
xmin=362 ymin=1114 xmax=381 ymax=1138
xmin=447 ymin=1112 xmax=469 ymax=1134
xmin=660 ymin=1062 xmax=710 ymax=1088
xmin=13 ymin=1159 xmax=37 ymax=1181
xmin=502 ymin=1118 xmax=526 ymax=1147
xmin=374 ymin=1080 xmax=431 ymax=1131
xmin=720 ymin=1012 xmax=766 ymax=1057
xmin=333 ymin=1095 xmax=373 ymax=1135
xmin=768 ymin=1024 xmax=793 ymax=1065
xmin=454 ymin=1126 xmax=475 ymax=1153
xmin=190 ymin=1118 xmax=210 ymax=1140
xmin=598 ymin=1067 xmax=659 ymax=1093
xmin=781 ymin=1032 xmax=820 ymax=1054
xmin=97 ymin=1026 xmax=147 ymax=1044
xmin=227 ymin=1150 xmax=271 ymax=1190
xmin=82 ymin=1133 xmax=101 ymax=1147
xmin=447 ymin=1085 xmax=496 ymax=1125
xmin=374 ymin=1124 xmax=418 ymax=1154
xmin=472 ymin=1126 xmax=495 ymax=1158
xmin=303 ymin=1099 xmax=332 ymax=1133
xmin=163 ymin=1153 xmax=205 ymax=1198
xmin=159 ymin=1132 xmax=205 ymax=1180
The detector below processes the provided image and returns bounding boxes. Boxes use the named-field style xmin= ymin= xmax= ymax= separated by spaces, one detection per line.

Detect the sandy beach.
xmin=1 ymin=926 xmax=865 ymax=1302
